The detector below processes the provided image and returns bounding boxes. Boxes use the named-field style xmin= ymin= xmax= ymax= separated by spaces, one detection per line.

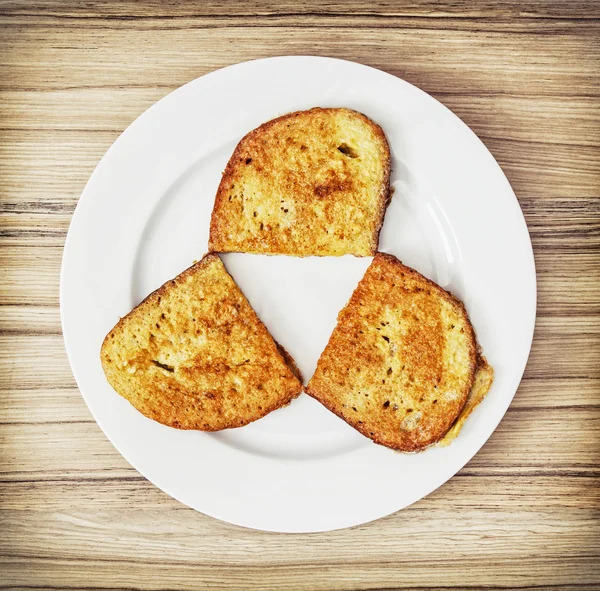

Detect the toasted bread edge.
xmin=437 ymin=354 xmax=494 ymax=447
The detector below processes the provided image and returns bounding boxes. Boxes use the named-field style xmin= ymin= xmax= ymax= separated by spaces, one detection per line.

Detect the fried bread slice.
xmin=306 ymin=253 xmax=480 ymax=451
xmin=438 ymin=355 xmax=494 ymax=446
xmin=101 ymin=254 xmax=303 ymax=430
xmin=209 ymin=107 xmax=391 ymax=256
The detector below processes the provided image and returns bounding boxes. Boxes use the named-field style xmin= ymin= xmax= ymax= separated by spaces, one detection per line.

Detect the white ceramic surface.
xmin=61 ymin=56 xmax=536 ymax=533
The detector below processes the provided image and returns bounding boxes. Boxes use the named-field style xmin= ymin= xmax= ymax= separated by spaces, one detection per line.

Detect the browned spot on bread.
xmin=314 ymin=175 xmax=353 ymax=199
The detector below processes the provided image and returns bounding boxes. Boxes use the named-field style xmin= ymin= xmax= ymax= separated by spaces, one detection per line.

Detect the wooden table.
xmin=1 ymin=2 xmax=599 ymax=589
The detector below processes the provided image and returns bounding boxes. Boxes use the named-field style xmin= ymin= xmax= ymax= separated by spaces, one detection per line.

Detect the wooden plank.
xmin=522 ymin=315 xmax=600 ymax=379
xmin=0 ymin=304 xmax=61 ymax=335
xmin=0 ymin=212 xmax=71 ymax=246
xmin=0 ymin=129 xmax=115 ymax=202
xmin=1 ymin=14 xmax=600 ymax=37
xmin=1 ymin=1 xmax=600 ymax=20
xmin=0 ymin=335 xmax=75 ymax=391
xmin=1 ymin=25 xmax=599 ymax=97
xmin=439 ymin=95 xmax=600 ymax=148
xmin=0 ymin=514 xmax=598 ymax=590
xmin=0 ymin=556 xmax=597 ymax=591
xmin=0 ymin=404 xmax=598 ymax=483
xmin=513 ymin=377 xmax=600 ymax=408
xmin=1 ymin=473 xmax=598 ymax=511
xmin=1 ymin=246 xmax=62 ymax=306
xmin=2 ymin=92 xmax=598 ymax=142
xmin=483 ymin=139 xmax=600 ymax=198
xmin=0 ymin=387 xmax=91 ymax=424
xmin=0 ymin=507 xmax=598 ymax=567
xmin=0 ymin=420 xmax=135 ymax=481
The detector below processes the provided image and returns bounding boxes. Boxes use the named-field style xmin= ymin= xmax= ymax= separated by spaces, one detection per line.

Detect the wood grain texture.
xmin=1 ymin=1 xmax=599 ymax=589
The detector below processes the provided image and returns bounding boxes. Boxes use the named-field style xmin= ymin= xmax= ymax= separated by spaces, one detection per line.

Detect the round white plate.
xmin=61 ymin=56 xmax=536 ymax=533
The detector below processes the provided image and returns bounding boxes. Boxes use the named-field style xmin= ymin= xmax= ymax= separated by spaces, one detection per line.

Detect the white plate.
xmin=61 ymin=56 xmax=536 ymax=533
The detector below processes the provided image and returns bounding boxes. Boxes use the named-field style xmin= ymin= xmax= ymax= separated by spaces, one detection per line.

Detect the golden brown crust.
xmin=208 ymin=107 xmax=391 ymax=256
xmin=306 ymin=252 xmax=479 ymax=452
xmin=100 ymin=253 xmax=303 ymax=431
xmin=369 ymin=161 xmax=392 ymax=255
xmin=275 ymin=342 xmax=303 ymax=383
xmin=438 ymin=355 xmax=494 ymax=446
